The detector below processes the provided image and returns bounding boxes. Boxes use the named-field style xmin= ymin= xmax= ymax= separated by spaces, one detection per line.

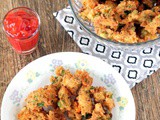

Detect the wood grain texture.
xmin=0 ymin=0 xmax=159 ymax=120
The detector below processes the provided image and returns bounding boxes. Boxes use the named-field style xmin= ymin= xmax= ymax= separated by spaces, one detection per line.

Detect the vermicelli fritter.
xmin=80 ymin=0 xmax=160 ymax=43
xmin=18 ymin=66 xmax=115 ymax=120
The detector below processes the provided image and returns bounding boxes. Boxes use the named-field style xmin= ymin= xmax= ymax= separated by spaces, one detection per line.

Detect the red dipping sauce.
xmin=3 ymin=7 xmax=40 ymax=55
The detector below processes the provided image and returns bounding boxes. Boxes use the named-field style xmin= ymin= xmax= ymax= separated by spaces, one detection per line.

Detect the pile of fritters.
xmin=80 ymin=0 xmax=160 ymax=43
xmin=18 ymin=66 xmax=115 ymax=120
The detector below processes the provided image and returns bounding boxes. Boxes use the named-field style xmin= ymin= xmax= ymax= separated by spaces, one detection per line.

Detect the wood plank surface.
xmin=0 ymin=0 xmax=159 ymax=120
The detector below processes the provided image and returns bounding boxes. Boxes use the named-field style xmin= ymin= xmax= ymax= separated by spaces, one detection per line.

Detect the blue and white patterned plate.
xmin=1 ymin=52 xmax=135 ymax=120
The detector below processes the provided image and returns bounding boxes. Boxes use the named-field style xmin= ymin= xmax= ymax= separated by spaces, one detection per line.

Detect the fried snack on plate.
xmin=17 ymin=107 xmax=47 ymax=120
xmin=77 ymin=86 xmax=93 ymax=115
xmin=67 ymin=101 xmax=82 ymax=120
xmin=25 ymin=85 xmax=58 ymax=111
xmin=75 ymin=70 xmax=93 ymax=86
xmin=89 ymin=103 xmax=111 ymax=120
xmin=103 ymin=97 xmax=115 ymax=111
xmin=50 ymin=76 xmax=63 ymax=90
xmin=90 ymin=87 xmax=106 ymax=102
xmin=18 ymin=66 xmax=115 ymax=120
xmin=48 ymin=109 xmax=66 ymax=120
xmin=62 ymin=73 xmax=81 ymax=95
xmin=68 ymin=109 xmax=82 ymax=120
xmin=58 ymin=86 xmax=72 ymax=111
xmin=55 ymin=66 xmax=72 ymax=77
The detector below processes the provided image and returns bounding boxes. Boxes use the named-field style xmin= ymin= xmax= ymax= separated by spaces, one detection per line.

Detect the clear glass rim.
xmin=68 ymin=0 xmax=160 ymax=47
xmin=2 ymin=7 xmax=41 ymax=41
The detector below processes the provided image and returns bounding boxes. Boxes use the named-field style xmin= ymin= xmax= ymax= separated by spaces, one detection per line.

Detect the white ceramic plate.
xmin=1 ymin=52 xmax=135 ymax=120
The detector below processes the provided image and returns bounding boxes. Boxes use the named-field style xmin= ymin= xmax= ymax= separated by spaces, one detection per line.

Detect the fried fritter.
xmin=80 ymin=0 xmax=160 ymax=43
xmin=18 ymin=66 xmax=114 ymax=120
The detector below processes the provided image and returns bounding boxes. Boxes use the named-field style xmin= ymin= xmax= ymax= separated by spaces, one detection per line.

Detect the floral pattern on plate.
xmin=50 ymin=59 xmax=63 ymax=72
xmin=117 ymin=97 xmax=128 ymax=111
xmin=26 ymin=70 xmax=41 ymax=84
xmin=9 ymin=90 xmax=22 ymax=106
xmin=75 ymin=59 xmax=88 ymax=70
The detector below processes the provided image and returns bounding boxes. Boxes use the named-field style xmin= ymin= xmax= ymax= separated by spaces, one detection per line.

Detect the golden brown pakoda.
xmin=89 ymin=103 xmax=111 ymax=120
xmin=90 ymin=87 xmax=106 ymax=102
xmin=25 ymin=85 xmax=58 ymax=111
xmin=18 ymin=66 xmax=115 ymax=120
xmin=58 ymin=86 xmax=72 ymax=111
xmin=80 ymin=0 xmax=160 ymax=43
xmin=78 ymin=86 xmax=93 ymax=115
xmin=47 ymin=109 xmax=66 ymax=120
xmin=18 ymin=107 xmax=48 ymax=120
xmin=62 ymin=73 xmax=81 ymax=95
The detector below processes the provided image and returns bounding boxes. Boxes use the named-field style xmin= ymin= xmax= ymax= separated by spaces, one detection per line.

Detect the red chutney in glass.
xmin=3 ymin=9 xmax=39 ymax=53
